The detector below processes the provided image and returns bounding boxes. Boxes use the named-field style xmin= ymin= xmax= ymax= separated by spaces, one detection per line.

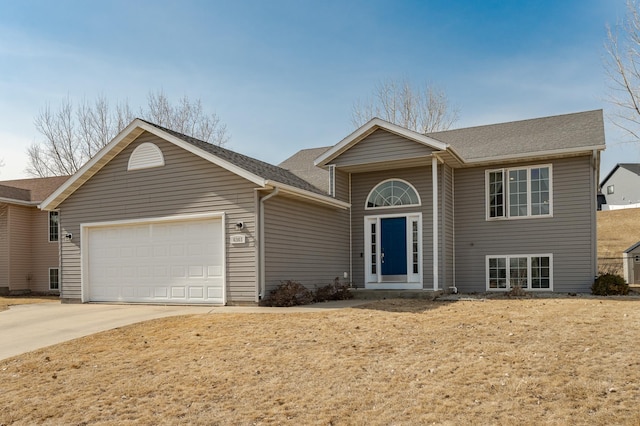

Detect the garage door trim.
xmin=80 ymin=212 xmax=226 ymax=304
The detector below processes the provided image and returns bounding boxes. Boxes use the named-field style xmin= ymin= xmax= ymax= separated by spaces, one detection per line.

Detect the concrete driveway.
xmin=0 ymin=303 xmax=214 ymax=360
xmin=0 ymin=299 xmax=369 ymax=360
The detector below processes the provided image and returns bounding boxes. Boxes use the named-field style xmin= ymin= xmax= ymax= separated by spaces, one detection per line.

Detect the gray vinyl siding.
xmin=334 ymin=168 xmax=349 ymax=203
xmin=454 ymin=156 xmax=596 ymax=293
xmin=59 ymin=131 xmax=258 ymax=303
xmin=351 ymin=166 xmax=433 ymax=288
xmin=8 ymin=205 xmax=32 ymax=291
xmin=0 ymin=205 xmax=7 ymax=290
xmin=30 ymin=210 xmax=60 ymax=293
xmin=263 ymin=195 xmax=349 ymax=294
xmin=332 ymin=129 xmax=434 ymax=167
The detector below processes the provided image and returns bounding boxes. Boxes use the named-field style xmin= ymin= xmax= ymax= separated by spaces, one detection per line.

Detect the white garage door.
xmin=86 ymin=217 xmax=224 ymax=304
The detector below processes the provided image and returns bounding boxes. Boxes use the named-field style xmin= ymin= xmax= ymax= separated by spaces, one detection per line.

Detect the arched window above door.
xmin=366 ymin=179 xmax=421 ymax=209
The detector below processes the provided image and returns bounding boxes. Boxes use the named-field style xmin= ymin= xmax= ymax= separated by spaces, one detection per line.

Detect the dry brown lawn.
xmin=1 ymin=298 xmax=640 ymax=425
xmin=0 ymin=296 xmax=58 ymax=312
xmin=598 ymin=208 xmax=640 ymax=273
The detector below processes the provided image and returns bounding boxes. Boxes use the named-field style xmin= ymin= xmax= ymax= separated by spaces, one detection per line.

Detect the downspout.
xmin=451 ymin=169 xmax=458 ymax=294
xmin=349 ymin=173 xmax=353 ymax=287
xmin=592 ymin=149 xmax=599 ymax=280
xmin=432 ymin=156 xmax=439 ymax=291
xmin=259 ymin=188 xmax=279 ymax=300
xmin=58 ymin=210 xmax=63 ymax=300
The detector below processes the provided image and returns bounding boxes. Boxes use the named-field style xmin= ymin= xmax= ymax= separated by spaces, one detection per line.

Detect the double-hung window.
xmin=486 ymin=165 xmax=552 ymax=219
xmin=487 ymin=254 xmax=552 ymax=291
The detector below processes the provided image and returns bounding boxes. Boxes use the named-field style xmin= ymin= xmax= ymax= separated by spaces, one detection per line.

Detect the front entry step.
xmin=351 ymin=289 xmax=443 ymax=300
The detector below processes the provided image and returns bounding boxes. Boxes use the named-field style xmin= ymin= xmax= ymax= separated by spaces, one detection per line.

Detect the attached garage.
xmin=82 ymin=215 xmax=225 ymax=304
xmin=39 ymin=119 xmax=349 ymax=305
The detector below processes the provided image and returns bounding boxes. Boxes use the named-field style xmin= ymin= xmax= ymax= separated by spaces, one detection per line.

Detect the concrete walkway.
xmin=0 ymin=299 xmax=369 ymax=360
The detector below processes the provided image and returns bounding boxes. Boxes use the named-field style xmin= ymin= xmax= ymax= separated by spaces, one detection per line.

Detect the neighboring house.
xmin=600 ymin=163 xmax=640 ymax=206
xmin=0 ymin=176 xmax=69 ymax=295
xmin=39 ymin=110 xmax=605 ymax=305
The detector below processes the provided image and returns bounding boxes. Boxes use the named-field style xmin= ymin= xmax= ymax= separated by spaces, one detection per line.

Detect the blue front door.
xmin=381 ymin=217 xmax=407 ymax=276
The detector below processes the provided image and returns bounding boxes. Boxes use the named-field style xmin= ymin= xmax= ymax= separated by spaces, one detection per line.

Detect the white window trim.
xmin=365 ymin=178 xmax=421 ymax=210
xmin=485 ymin=253 xmax=553 ymax=291
xmin=49 ymin=267 xmax=59 ymax=290
xmin=485 ymin=164 xmax=553 ymax=221
xmin=364 ymin=213 xmax=422 ymax=289
xmin=49 ymin=211 xmax=59 ymax=242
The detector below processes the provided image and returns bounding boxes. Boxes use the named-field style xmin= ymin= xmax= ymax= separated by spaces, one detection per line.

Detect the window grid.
xmin=509 ymin=169 xmax=528 ymax=217
xmin=49 ymin=211 xmax=59 ymax=242
xmin=530 ymin=167 xmax=550 ymax=215
xmin=509 ymin=257 xmax=528 ymax=288
xmin=488 ymin=171 xmax=504 ymax=218
xmin=531 ymin=256 xmax=550 ymax=289
xmin=370 ymin=223 xmax=377 ymax=275
xmin=366 ymin=180 xmax=420 ymax=209
xmin=488 ymin=258 xmax=507 ymax=289
xmin=487 ymin=255 xmax=552 ymax=290
xmin=487 ymin=165 xmax=551 ymax=220
xmin=49 ymin=268 xmax=59 ymax=290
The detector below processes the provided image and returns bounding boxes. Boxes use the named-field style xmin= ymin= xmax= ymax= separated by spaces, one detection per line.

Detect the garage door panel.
xmin=87 ymin=217 xmax=224 ymax=304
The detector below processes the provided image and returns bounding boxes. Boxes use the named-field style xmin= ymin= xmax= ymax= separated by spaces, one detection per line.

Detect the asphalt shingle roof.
xmin=141 ymin=120 xmax=328 ymax=195
xmin=278 ymin=146 xmax=331 ymax=193
xmin=0 ymin=176 xmax=69 ymax=202
xmin=427 ymin=109 xmax=605 ymax=160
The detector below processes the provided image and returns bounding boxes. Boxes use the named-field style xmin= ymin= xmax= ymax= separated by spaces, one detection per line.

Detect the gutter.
xmin=0 ymin=198 xmax=38 ymax=207
xmin=258 ymin=188 xmax=279 ymax=300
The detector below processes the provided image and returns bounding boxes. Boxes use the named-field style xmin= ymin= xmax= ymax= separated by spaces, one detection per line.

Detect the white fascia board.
xmin=461 ymin=144 xmax=607 ymax=166
xmin=0 ymin=198 xmax=38 ymax=207
xmin=40 ymin=119 xmax=146 ymax=211
xmin=265 ymin=180 xmax=351 ymax=209
xmin=139 ymin=122 xmax=267 ymax=188
xmin=314 ymin=118 xmax=449 ymax=167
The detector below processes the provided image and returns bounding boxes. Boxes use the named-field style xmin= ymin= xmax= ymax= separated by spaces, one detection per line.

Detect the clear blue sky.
xmin=0 ymin=0 xmax=633 ymax=180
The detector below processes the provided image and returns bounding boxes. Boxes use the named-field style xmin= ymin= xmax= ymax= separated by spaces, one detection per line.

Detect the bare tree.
xmin=351 ymin=78 xmax=459 ymax=133
xmin=605 ymin=0 xmax=640 ymax=140
xmin=26 ymin=90 xmax=229 ymax=177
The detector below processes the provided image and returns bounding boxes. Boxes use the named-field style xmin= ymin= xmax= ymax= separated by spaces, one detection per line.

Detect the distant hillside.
xmin=598 ymin=208 xmax=640 ymax=274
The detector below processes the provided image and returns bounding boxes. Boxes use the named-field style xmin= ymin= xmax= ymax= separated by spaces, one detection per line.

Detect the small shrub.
xmin=507 ymin=285 xmax=528 ymax=298
xmin=592 ymin=273 xmax=629 ymax=296
xmin=265 ymin=280 xmax=314 ymax=307
xmin=314 ymin=277 xmax=354 ymax=302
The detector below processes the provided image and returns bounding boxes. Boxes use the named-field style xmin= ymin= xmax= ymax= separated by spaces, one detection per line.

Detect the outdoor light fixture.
xmin=64 ymin=233 xmax=73 ymax=241
xmin=235 ymin=221 xmax=244 ymax=230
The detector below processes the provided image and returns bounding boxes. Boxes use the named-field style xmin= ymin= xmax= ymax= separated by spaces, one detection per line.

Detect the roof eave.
xmin=459 ymin=144 xmax=606 ymax=167
xmin=0 ymin=197 xmax=38 ymax=207
xmin=265 ymin=180 xmax=350 ymax=209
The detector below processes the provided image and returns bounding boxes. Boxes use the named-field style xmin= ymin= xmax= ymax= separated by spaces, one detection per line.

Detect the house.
xmin=0 ymin=176 xmax=69 ymax=295
xmin=39 ymin=110 xmax=605 ymax=304
xmin=600 ymin=163 xmax=640 ymax=207
xmin=623 ymin=241 xmax=640 ymax=285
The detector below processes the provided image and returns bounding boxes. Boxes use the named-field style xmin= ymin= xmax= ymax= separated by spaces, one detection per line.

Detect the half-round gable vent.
xmin=127 ymin=142 xmax=165 ymax=171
